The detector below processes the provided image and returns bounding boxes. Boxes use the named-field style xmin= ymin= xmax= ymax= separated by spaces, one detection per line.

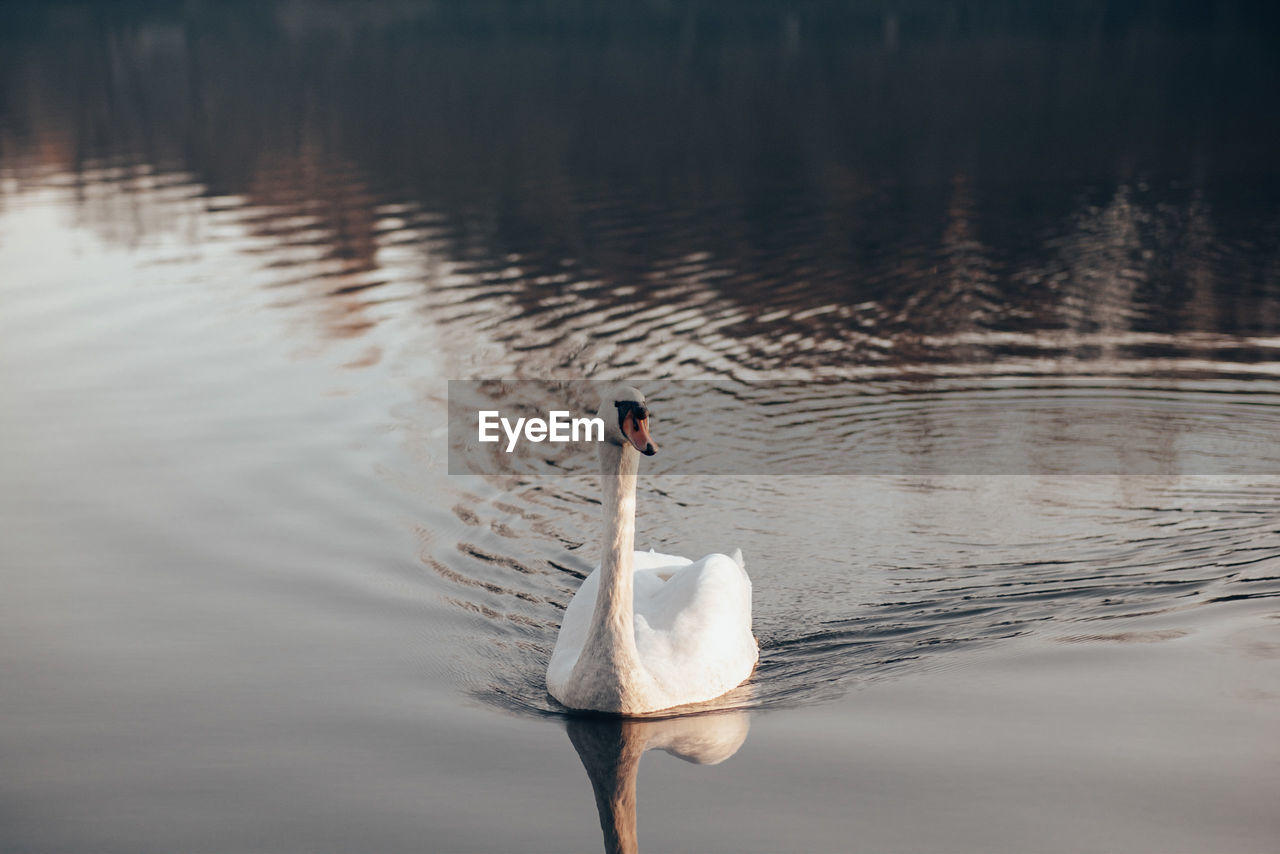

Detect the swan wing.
xmin=632 ymin=549 xmax=692 ymax=572
xmin=633 ymin=553 xmax=758 ymax=706
xmin=546 ymin=567 xmax=600 ymax=694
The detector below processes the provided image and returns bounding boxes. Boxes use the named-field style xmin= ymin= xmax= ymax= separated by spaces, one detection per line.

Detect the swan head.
xmin=599 ymin=385 xmax=657 ymax=456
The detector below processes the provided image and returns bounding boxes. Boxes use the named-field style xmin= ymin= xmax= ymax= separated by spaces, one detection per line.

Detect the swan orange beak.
xmin=623 ymin=414 xmax=657 ymax=456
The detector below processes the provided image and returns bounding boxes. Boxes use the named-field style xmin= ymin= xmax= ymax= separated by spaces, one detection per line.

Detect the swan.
xmin=547 ymin=385 xmax=758 ymax=714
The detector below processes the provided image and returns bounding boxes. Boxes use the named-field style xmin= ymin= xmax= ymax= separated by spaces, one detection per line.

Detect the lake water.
xmin=2 ymin=3 xmax=1279 ymax=852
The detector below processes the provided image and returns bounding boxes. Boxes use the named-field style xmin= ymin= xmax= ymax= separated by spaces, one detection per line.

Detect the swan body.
xmin=548 ymin=548 xmax=757 ymax=713
xmin=547 ymin=387 xmax=758 ymax=715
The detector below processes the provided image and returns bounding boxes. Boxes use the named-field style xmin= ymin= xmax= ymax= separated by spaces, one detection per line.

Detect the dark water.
xmin=2 ymin=3 xmax=1279 ymax=852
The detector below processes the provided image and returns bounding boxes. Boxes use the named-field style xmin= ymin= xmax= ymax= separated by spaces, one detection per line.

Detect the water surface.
xmin=2 ymin=3 xmax=1279 ymax=852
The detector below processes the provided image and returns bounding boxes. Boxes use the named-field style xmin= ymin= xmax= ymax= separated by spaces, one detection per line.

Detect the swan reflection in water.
xmin=566 ymin=711 xmax=750 ymax=854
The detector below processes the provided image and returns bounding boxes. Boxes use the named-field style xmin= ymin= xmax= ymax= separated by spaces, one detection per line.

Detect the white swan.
xmin=547 ymin=385 xmax=758 ymax=714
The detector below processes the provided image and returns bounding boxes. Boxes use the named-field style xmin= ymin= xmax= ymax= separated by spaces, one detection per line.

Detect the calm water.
xmin=2 ymin=3 xmax=1280 ymax=852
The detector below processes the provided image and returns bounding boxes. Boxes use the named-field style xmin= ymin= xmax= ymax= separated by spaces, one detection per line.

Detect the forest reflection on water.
xmin=2 ymin=3 xmax=1280 ymax=853
xmin=3 ymin=0 xmax=1279 ymax=380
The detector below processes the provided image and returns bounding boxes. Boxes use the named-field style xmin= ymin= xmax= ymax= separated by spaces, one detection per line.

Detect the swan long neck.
xmin=564 ymin=440 xmax=649 ymax=713
xmin=594 ymin=442 xmax=639 ymax=658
